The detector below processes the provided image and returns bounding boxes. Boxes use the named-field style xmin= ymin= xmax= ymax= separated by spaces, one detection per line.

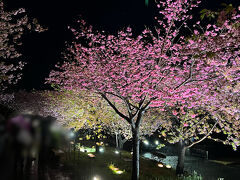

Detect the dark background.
xmin=4 ymin=0 xmax=239 ymax=90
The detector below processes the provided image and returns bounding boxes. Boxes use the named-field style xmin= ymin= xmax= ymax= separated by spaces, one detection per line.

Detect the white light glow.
xmin=155 ymin=140 xmax=159 ymax=145
xmin=99 ymin=147 xmax=104 ymax=152
xmin=69 ymin=131 xmax=75 ymax=138
xmin=93 ymin=176 xmax=100 ymax=180
xmin=158 ymin=163 xmax=164 ymax=167
xmin=115 ymin=170 xmax=124 ymax=174
xmin=115 ymin=150 xmax=119 ymax=154
xmin=80 ymin=147 xmax=85 ymax=152
xmin=143 ymin=140 xmax=149 ymax=145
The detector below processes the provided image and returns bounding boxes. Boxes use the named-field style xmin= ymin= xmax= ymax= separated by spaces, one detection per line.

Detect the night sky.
xmin=4 ymin=0 xmax=239 ymax=91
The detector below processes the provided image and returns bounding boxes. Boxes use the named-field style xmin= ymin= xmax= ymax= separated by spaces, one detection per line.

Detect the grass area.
xmin=61 ymin=146 xmax=178 ymax=180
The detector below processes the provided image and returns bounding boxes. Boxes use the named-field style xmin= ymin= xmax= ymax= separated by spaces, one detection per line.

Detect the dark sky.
xmin=4 ymin=0 xmax=239 ymax=91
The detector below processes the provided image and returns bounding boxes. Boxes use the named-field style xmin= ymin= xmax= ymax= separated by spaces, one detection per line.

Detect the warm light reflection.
xmin=166 ymin=165 xmax=171 ymax=168
xmin=109 ymin=164 xmax=124 ymax=175
xmin=88 ymin=153 xmax=95 ymax=158
xmin=112 ymin=167 xmax=119 ymax=171
xmin=158 ymin=163 xmax=164 ymax=167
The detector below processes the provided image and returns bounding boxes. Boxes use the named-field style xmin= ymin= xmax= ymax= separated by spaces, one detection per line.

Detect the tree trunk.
xmin=95 ymin=144 xmax=100 ymax=153
xmin=131 ymin=127 xmax=140 ymax=180
xmin=95 ymin=133 xmax=100 ymax=154
xmin=73 ymin=139 xmax=76 ymax=161
xmin=176 ymin=140 xmax=186 ymax=175
xmin=118 ymin=134 xmax=127 ymax=150
xmin=115 ymin=133 xmax=119 ymax=149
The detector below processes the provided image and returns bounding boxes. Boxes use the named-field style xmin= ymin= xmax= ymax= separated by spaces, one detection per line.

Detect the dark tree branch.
xmin=101 ymin=93 xmax=131 ymax=123
xmin=186 ymin=119 xmax=219 ymax=149
xmin=174 ymin=59 xmax=196 ymax=90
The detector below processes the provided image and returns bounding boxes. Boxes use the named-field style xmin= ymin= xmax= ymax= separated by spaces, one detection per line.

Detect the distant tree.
xmin=0 ymin=1 xmax=45 ymax=92
xmin=200 ymin=3 xmax=238 ymax=24
xmin=7 ymin=90 xmax=49 ymax=116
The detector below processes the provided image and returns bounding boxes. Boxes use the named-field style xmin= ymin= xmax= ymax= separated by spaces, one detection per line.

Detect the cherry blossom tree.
xmin=158 ymin=5 xmax=240 ymax=174
xmin=158 ymin=87 xmax=240 ymax=174
xmin=159 ymin=107 xmax=223 ymax=174
xmin=182 ymin=1 xmax=240 ymax=149
xmin=206 ymin=87 xmax=240 ymax=149
xmin=47 ymin=0 xmax=240 ymax=179
xmin=42 ymin=90 xmax=161 ymax=153
xmin=104 ymin=106 xmax=162 ymax=151
xmin=8 ymin=90 xmax=48 ymax=115
xmin=0 ymin=1 xmax=45 ymax=92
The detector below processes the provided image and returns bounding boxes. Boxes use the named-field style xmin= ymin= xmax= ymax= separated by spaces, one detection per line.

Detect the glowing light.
xmin=158 ymin=163 xmax=164 ymax=167
xmin=79 ymin=146 xmax=95 ymax=152
xmin=96 ymin=141 xmax=104 ymax=146
xmin=166 ymin=165 xmax=171 ymax=168
xmin=88 ymin=153 xmax=95 ymax=158
xmin=115 ymin=150 xmax=119 ymax=154
xmin=80 ymin=147 xmax=85 ymax=152
xmin=93 ymin=176 xmax=101 ymax=180
xmin=115 ymin=170 xmax=124 ymax=174
xmin=145 ymin=0 xmax=149 ymax=6
xmin=130 ymin=152 xmax=133 ymax=154
xmin=155 ymin=140 xmax=159 ymax=145
xmin=143 ymin=140 xmax=149 ymax=145
xmin=69 ymin=131 xmax=75 ymax=138
xmin=112 ymin=167 xmax=119 ymax=171
xmin=99 ymin=147 xmax=104 ymax=152
xmin=109 ymin=164 xmax=124 ymax=175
